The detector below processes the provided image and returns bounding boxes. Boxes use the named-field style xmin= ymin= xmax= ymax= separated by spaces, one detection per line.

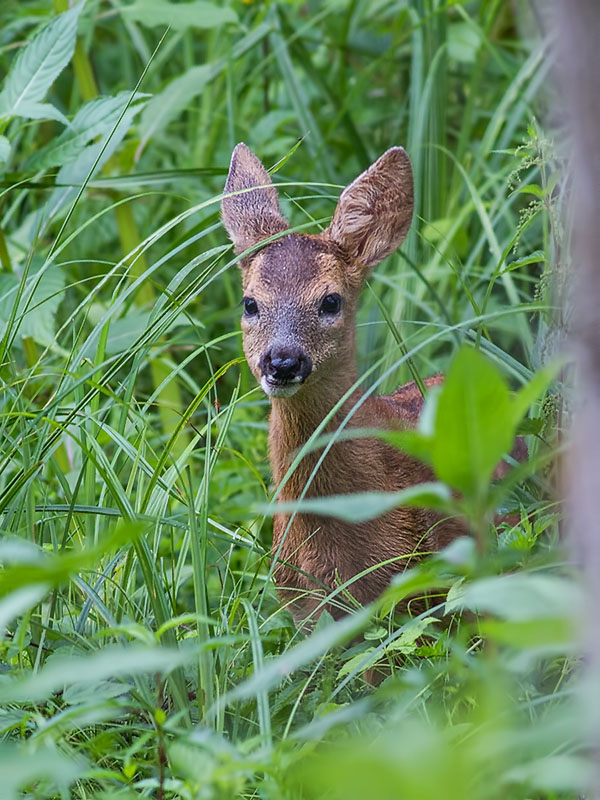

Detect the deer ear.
xmin=326 ymin=147 xmax=414 ymax=271
xmin=221 ymin=143 xmax=289 ymax=255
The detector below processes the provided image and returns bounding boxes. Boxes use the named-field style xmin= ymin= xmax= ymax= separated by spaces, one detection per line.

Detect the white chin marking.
xmin=260 ymin=376 xmax=303 ymax=398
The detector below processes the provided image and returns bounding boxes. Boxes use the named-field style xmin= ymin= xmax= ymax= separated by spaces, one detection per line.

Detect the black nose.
xmin=259 ymin=346 xmax=312 ymax=382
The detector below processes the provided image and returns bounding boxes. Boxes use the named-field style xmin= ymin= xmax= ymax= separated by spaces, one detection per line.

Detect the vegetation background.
xmin=0 ymin=1 xmax=584 ymax=798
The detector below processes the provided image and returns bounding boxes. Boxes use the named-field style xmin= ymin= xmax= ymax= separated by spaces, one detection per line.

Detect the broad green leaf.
xmin=337 ymin=646 xmax=377 ymax=679
xmin=103 ymin=310 xmax=152 ymax=355
xmin=384 ymin=616 xmax=436 ymax=655
xmin=259 ymin=483 xmax=452 ymax=523
xmin=448 ymin=22 xmax=482 ymax=63
xmin=0 ymin=4 xmax=82 ymax=120
xmin=0 ymin=644 xmax=196 ymax=703
xmin=432 ymin=347 xmax=513 ymax=497
xmin=516 ymin=416 xmax=543 ymax=435
xmin=122 ymin=0 xmax=238 ymax=31
xmin=28 ymin=91 xmax=148 ymax=170
xmin=46 ymin=99 xmax=147 ymax=218
xmin=379 ymin=566 xmax=450 ymax=615
xmin=0 ymin=585 xmax=48 ymax=636
xmin=506 ymin=756 xmax=592 ymax=793
xmin=7 ymin=100 xmax=69 ymax=125
xmin=62 ymin=677 xmax=133 ymax=705
xmin=0 ymin=265 xmax=65 ymax=347
xmin=382 ymin=429 xmax=433 ymax=466
xmin=479 ymin=617 xmax=575 ymax=649
xmin=0 ymin=525 xmax=142 ymax=596
xmin=444 ymin=573 xmax=583 ymax=621
xmin=0 ymin=744 xmax=84 ymax=800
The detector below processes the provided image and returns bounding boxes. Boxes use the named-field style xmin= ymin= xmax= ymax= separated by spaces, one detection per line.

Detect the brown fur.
xmin=221 ymin=144 xmax=464 ymax=626
xmin=267 ymin=377 xmax=463 ymax=622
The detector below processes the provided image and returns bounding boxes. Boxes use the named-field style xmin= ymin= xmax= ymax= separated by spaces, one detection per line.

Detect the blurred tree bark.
xmin=551 ymin=1 xmax=600 ymax=795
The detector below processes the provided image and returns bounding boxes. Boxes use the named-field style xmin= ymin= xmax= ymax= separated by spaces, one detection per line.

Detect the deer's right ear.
xmin=221 ymin=143 xmax=289 ymax=256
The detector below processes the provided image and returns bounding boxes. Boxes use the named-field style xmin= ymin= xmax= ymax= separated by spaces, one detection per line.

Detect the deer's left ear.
xmin=221 ymin=143 xmax=289 ymax=255
xmin=325 ymin=147 xmax=414 ymax=271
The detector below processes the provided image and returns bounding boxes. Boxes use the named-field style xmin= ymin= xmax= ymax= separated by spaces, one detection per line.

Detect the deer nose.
xmin=259 ymin=346 xmax=312 ymax=382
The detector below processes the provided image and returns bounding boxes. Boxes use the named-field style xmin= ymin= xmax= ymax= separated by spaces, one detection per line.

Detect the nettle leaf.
xmin=432 ymin=347 xmax=513 ymax=497
xmin=0 ymin=3 xmax=82 ymax=121
xmin=384 ymin=616 xmax=436 ymax=655
xmin=45 ymin=99 xmax=147 ymax=219
xmin=0 ymin=265 xmax=65 ymax=347
xmin=122 ymin=0 xmax=238 ymax=31
xmin=337 ymin=647 xmax=377 ymax=679
xmin=8 ymin=100 xmax=69 ymax=125
xmin=260 ymin=483 xmax=452 ymax=523
xmin=28 ymin=91 xmax=148 ymax=171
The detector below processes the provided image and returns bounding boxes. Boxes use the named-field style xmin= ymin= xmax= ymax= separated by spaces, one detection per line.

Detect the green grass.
xmin=0 ymin=1 xmax=578 ymax=798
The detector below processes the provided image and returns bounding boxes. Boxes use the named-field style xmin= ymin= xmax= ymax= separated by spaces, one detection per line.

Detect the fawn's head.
xmin=221 ymin=144 xmax=414 ymax=398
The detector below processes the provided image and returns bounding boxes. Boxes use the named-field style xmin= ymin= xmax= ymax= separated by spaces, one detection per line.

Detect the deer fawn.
xmin=221 ymin=143 xmax=463 ymax=625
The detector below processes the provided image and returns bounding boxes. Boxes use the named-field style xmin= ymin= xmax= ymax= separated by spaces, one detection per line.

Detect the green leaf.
xmin=0 ymin=585 xmax=48 ymax=636
xmin=506 ymin=756 xmax=592 ymax=793
xmin=501 ymin=249 xmax=545 ymax=274
xmin=515 ymin=183 xmax=545 ymax=198
xmin=381 ymin=429 xmax=434 ymax=466
xmin=0 ymin=744 xmax=84 ymax=800
xmin=46 ymin=99 xmax=147 ymax=217
xmin=384 ymin=616 xmax=436 ymax=655
xmin=6 ymin=100 xmax=69 ymax=125
xmin=479 ymin=617 xmax=575 ymax=649
xmin=122 ymin=0 xmax=238 ymax=31
xmin=432 ymin=347 xmax=513 ymax=497
xmin=510 ymin=361 xmax=559 ymax=428
xmin=0 ymin=644 xmax=197 ymax=703
xmin=448 ymin=22 xmax=482 ymax=63
xmin=0 ymin=135 xmax=10 ymax=165
xmin=337 ymin=646 xmax=377 ymax=679
xmin=0 ymin=3 xmax=82 ymax=121
xmin=28 ymin=91 xmax=148 ymax=170
xmin=444 ymin=573 xmax=583 ymax=621
xmin=138 ymin=65 xmax=212 ymax=151
xmin=0 ymin=265 xmax=65 ymax=347
xmin=259 ymin=483 xmax=452 ymax=523
xmin=516 ymin=417 xmax=543 ymax=435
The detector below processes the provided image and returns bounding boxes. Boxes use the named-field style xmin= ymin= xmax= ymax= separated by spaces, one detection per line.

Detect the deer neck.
xmin=268 ymin=357 xmax=363 ymax=496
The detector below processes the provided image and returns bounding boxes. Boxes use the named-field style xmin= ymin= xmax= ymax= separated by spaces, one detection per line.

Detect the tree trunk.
xmin=551 ymin=1 xmax=600 ymax=795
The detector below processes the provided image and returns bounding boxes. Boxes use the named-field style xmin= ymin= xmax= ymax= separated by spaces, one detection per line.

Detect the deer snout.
xmin=259 ymin=346 xmax=312 ymax=384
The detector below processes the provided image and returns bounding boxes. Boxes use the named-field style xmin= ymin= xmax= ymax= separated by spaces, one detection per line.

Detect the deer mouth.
xmin=260 ymin=375 xmax=304 ymax=398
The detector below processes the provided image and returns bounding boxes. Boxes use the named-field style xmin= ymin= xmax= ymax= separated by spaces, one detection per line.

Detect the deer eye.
xmin=243 ymin=297 xmax=258 ymax=316
xmin=319 ymin=293 xmax=342 ymax=315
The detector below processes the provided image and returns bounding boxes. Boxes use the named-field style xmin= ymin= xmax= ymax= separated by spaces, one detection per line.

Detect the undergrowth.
xmin=0 ymin=2 xmax=580 ymax=798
